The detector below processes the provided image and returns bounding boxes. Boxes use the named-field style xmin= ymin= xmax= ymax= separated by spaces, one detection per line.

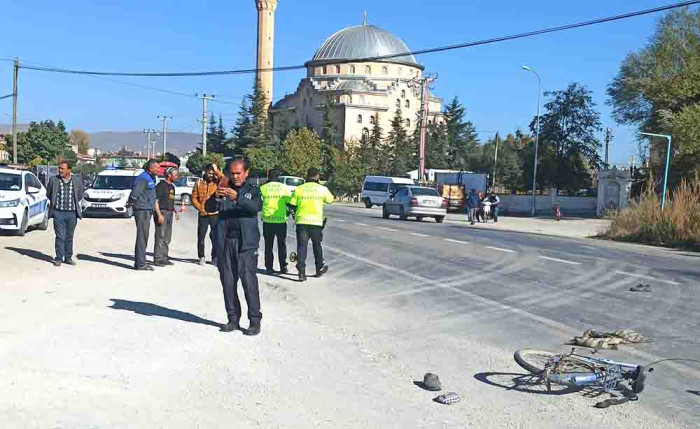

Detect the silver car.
xmin=382 ymin=186 xmax=447 ymax=223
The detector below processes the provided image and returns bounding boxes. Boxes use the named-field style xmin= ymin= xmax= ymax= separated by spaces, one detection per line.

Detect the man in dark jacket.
xmin=466 ymin=189 xmax=481 ymax=226
xmin=127 ymin=159 xmax=159 ymax=271
xmin=216 ymin=157 xmax=263 ymax=335
xmin=46 ymin=160 xmax=84 ymax=267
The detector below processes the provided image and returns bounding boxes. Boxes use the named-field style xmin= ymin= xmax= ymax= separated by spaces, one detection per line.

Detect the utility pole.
xmin=493 ymin=132 xmax=500 ymax=190
xmin=142 ymin=129 xmax=158 ymax=159
xmin=12 ymin=57 xmax=19 ymax=164
xmin=413 ymin=75 xmax=436 ymax=182
xmin=198 ymin=94 xmax=215 ymax=156
xmin=157 ymin=116 xmax=172 ymax=156
xmin=604 ymin=128 xmax=613 ymax=170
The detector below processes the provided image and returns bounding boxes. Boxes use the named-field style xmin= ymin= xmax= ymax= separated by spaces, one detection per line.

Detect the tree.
xmin=425 ymin=122 xmax=449 ymax=170
xmin=228 ymin=98 xmax=251 ymax=155
xmin=246 ymin=146 xmax=280 ymax=174
xmin=320 ymin=95 xmax=338 ymax=178
xmin=185 ymin=152 xmax=225 ymax=177
xmin=386 ymin=108 xmax=413 ymax=176
xmin=443 ymin=98 xmax=479 ymax=170
xmin=328 ymin=145 xmax=364 ymax=198
xmin=69 ymin=130 xmax=90 ymax=154
xmin=14 ymin=120 xmax=71 ymax=164
xmin=608 ymin=8 xmax=700 ymax=182
xmin=281 ymin=128 xmax=322 ymax=177
xmin=531 ymin=83 xmax=602 ymax=191
xmin=245 ymin=79 xmax=272 ymax=150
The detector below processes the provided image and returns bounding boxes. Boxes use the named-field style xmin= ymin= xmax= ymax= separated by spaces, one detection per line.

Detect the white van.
xmin=0 ymin=167 xmax=50 ymax=235
xmin=279 ymin=176 xmax=305 ymax=193
xmin=81 ymin=168 xmax=140 ymax=218
xmin=361 ymin=176 xmax=415 ymax=208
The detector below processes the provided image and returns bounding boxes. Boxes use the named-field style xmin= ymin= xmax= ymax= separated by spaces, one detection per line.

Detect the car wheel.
xmin=435 ymin=216 xmax=445 ymax=223
xmin=15 ymin=210 xmax=28 ymax=236
xmin=382 ymin=205 xmax=390 ymax=219
xmin=399 ymin=206 xmax=408 ymax=221
xmin=181 ymin=194 xmax=192 ymax=205
xmin=37 ymin=209 xmax=49 ymax=231
xmin=363 ymin=198 xmax=372 ymax=209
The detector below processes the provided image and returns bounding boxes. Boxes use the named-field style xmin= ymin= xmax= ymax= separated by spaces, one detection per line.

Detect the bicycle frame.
xmin=546 ymin=352 xmax=639 ymax=392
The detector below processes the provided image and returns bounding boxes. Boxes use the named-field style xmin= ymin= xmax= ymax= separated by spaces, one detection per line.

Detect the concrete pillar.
xmin=255 ymin=0 xmax=278 ymax=109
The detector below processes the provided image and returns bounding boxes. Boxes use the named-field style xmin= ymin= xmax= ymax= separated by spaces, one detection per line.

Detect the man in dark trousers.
xmin=260 ymin=169 xmax=292 ymax=274
xmin=127 ymin=159 xmax=159 ymax=271
xmin=46 ymin=160 xmax=84 ymax=267
xmin=289 ymin=168 xmax=334 ymax=282
xmin=215 ymin=157 xmax=263 ymax=335
xmin=466 ymin=189 xmax=481 ymax=226
xmin=191 ymin=163 xmax=225 ymax=266
xmin=486 ymin=190 xmax=500 ymax=223
xmin=153 ymin=166 xmax=179 ymax=267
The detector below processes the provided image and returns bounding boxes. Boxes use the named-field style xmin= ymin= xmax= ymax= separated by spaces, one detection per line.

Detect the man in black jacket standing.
xmin=127 ymin=159 xmax=159 ymax=271
xmin=216 ymin=157 xmax=263 ymax=335
xmin=46 ymin=160 xmax=84 ymax=267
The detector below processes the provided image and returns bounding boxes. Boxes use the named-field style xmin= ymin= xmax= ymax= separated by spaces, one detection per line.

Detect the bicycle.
xmin=513 ymin=348 xmax=650 ymax=402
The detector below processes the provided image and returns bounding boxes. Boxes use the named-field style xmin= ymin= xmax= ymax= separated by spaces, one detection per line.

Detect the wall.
xmin=498 ymin=194 xmax=597 ymax=216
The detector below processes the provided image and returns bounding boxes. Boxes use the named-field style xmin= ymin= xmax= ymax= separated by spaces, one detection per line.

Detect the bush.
xmin=602 ymin=174 xmax=700 ymax=249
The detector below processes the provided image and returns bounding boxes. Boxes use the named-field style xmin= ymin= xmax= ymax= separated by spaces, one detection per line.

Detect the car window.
xmin=410 ymin=188 xmax=440 ymax=197
xmin=285 ymin=178 xmax=304 ymax=187
xmin=0 ymin=173 xmax=22 ymax=191
xmin=395 ymin=188 xmax=408 ymax=198
xmin=93 ymin=175 xmax=136 ymax=190
xmin=363 ymin=181 xmax=388 ymax=192
xmin=174 ymin=178 xmax=187 ymax=187
xmin=389 ymin=183 xmax=410 ymax=193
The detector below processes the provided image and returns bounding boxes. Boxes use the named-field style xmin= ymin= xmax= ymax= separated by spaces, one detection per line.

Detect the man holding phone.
xmin=215 ymin=157 xmax=263 ymax=336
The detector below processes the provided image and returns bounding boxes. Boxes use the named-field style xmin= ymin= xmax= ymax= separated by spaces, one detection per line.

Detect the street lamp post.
xmin=639 ymin=132 xmax=672 ymax=211
xmin=522 ymin=65 xmax=542 ymax=217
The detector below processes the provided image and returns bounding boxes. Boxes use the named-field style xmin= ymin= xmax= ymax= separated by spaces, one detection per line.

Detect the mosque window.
xmin=405 ymin=119 xmax=411 ymax=127
xmin=395 ymin=99 xmax=401 ymax=108
xmin=335 ymin=65 xmax=341 ymax=74
xmin=382 ymin=66 xmax=388 ymax=75
xmin=362 ymin=128 xmax=370 ymax=139
xmin=428 ymin=120 xmax=433 ymax=125
xmin=359 ymin=95 xmax=365 ymax=104
xmin=365 ymin=65 xmax=371 ymax=74
xmin=322 ymin=65 xmax=327 ymax=75
xmin=401 ymin=90 xmax=406 ymax=99
xmin=350 ymin=65 xmax=355 ymax=74
xmin=370 ymin=116 xmax=376 ymax=125
xmin=303 ymin=98 xmax=307 ymax=107
xmin=348 ymin=96 xmax=353 ymax=104
xmin=398 ymin=67 xmax=403 ymax=75
xmin=405 ymin=99 xmax=410 ymax=109
xmin=357 ymin=114 xmax=363 ymax=124
xmin=335 ymin=95 xmax=341 ymax=103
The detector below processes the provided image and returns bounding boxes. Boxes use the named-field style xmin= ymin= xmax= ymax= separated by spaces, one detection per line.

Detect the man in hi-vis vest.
xmin=260 ymin=169 xmax=292 ymax=275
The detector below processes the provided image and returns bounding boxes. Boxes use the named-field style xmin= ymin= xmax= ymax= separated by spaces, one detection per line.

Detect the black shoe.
xmin=266 ymin=268 xmax=275 ymax=275
xmin=220 ymin=322 xmax=240 ymax=333
xmin=165 ymin=260 xmax=175 ymax=266
xmin=280 ymin=267 xmax=288 ymax=275
xmin=53 ymin=260 xmax=62 ymax=267
xmin=243 ymin=323 xmax=261 ymax=336
xmin=315 ymin=264 xmax=329 ymax=277
xmin=298 ymin=272 xmax=307 ymax=282
xmin=135 ymin=265 xmax=155 ymax=271
xmin=153 ymin=262 xmax=168 ymax=267
xmin=64 ymin=258 xmax=77 ymax=266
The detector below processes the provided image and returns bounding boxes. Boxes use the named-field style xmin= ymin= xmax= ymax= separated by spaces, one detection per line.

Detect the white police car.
xmin=81 ymin=168 xmax=140 ymax=217
xmin=0 ymin=167 xmax=49 ymax=236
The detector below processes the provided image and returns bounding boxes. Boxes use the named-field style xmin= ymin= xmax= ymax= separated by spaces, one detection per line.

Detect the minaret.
xmin=255 ymin=0 xmax=279 ymax=108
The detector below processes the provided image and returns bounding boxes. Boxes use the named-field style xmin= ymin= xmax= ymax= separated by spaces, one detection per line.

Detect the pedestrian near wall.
xmin=153 ymin=167 xmax=179 ymax=267
xmin=46 ymin=160 xmax=84 ymax=267
xmin=289 ymin=167 xmax=334 ymax=282
xmin=260 ymin=169 xmax=292 ymax=275
xmin=127 ymin=159 xmax=159 ymax=271
xmin=191 ymin=163 xmax=225 ymax=266
xmin=215 ymin=157 xmax=263 ymax=335
xmin=466 ymin=189 xmax=480 ymax=226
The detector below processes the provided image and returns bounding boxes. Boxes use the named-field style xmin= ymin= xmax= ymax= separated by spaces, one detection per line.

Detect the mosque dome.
xmin=306 ymin=24 xmax=421 ymax=68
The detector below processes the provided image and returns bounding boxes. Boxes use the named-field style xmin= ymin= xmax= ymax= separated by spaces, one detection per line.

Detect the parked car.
xmin=0 ymin=167 xmax=50 ymax=235
xmin=279 ymin=175 xmax=305 ymax=193
xmin=361 ymin=176 xmax=414 ymax=208
xmin=174 ymin=176 xmax=195 ymax=204
xmin=81 ymin=168 xmax=140 ymax=218
xmin=382 ymin=186 xmax=447 ymax=223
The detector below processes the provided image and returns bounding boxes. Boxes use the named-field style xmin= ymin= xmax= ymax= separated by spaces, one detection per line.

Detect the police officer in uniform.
xmin=289 ymin=167 xmax=334 ymax=282
xmin=260 ymin=169 xmax=292 ymax=274
xmin=216 ymin=157 xmax=263 ymax=335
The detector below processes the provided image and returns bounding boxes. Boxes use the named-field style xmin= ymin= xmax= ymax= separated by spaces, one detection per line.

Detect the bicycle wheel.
xmin=514 ymin=349 xmax=559 ymax=374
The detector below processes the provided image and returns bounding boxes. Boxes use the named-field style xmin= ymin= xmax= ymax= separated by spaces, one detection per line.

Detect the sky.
xmin=0 ymin=0 xmax=689 ymax=165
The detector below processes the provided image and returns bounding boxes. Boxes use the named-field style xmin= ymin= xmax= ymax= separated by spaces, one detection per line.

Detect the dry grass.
xmin=602 ymin=175 xmax=700 ymax=249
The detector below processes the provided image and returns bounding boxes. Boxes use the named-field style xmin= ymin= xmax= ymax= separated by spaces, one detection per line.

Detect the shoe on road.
xmin=243 ymin=323 xmax=261 ymax=336
xmin=280 ymin=267 xmax=288 ymax=275
xmin=135 ymin=265 xmax=155 ymax=271
xmin=53 ymin=260 xmax=62 ymax=267
xmin=315 ymin=264 xmax=329 ymax=278
xmin=153 ymin=262 xmax=168 ymax=267
xmin=64 ymin=258 xmax=77 ymax=266
xmin=298 ymin=272 xmax=307 ymax=282
xmin=266 ymin=268 xmax=275 ymax=275
xmin=165 ymin=260 xmax=174 ymax=266
xmin=198 ymin=257 xmax=206 ymax=266
xmin=220 ymin=322 xmax=240 ymax=333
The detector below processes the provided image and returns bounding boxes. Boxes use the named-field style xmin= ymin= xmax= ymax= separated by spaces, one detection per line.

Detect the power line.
xmin=15 ymin=1 xmax=700 ymax=78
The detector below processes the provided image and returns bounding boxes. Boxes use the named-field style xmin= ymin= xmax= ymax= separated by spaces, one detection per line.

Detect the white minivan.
xmin=361 ymin=176 xmax=415 ymax=208
xmin=81 ymin=168 xmax=140 ymax=218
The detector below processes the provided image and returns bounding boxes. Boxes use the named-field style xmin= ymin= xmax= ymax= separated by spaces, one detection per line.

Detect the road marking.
xmin=615 ymin=270 xmax=682 ymax=285
xmin=410 ymin=232 xmax=430 ymax=238
xmin=355 ymin=222 xmax=369 ymax=227
xmin=379 ymin=227 xmax=397 ymax=232
xmin=444 ymin=238 xmax=470 ymax=245
xmin=334 ymin=219 xmax=347 ymax=222
xmin=538 ymin=256 xmax=581 ymax=265
xmin=486 ymin=246 xmax=516 ymax=254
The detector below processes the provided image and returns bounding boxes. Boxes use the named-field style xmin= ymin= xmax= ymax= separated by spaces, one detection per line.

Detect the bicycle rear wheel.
xmin=514 ymin=349 xmax=558 ymax=374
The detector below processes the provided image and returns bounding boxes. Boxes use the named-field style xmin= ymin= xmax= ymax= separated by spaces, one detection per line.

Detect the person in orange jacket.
xmin=191 ymin=163 xmax=225 ymax=266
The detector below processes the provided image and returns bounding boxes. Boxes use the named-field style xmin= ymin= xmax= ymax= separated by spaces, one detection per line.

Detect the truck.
xmin=435 ymin=172 xmax=488 ymax=212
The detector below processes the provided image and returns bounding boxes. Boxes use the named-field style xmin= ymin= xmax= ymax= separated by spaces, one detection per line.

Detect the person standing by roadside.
xmin=486 ymin=190 xmax=500 ymax=223
xmin=127 ymin=159 xmax=159 ymax=271
xmin=289 ymin=168 xmax=333 ymax=282
xmin=466 ymin=189 xmax=480 ymax=226
xmin=191 ymin=163 xmax=225 ymax=266
xmin=153 ymin=167 xmax=179 ymax=267
xmin=46 ymin=160 xmax=84 ymax=267
xmin=260 ymin=169 xmax=292 ymax=275
xmin=215 ymin=157 xmax=263 ymax=335
xmin=476 ymin=190 xmax=486 ymax=223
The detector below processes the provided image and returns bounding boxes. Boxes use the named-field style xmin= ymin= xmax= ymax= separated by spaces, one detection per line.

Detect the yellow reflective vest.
xmin=260 ymin=181 xmax=292 ymax=224
xmin=289 ymin=181 xmax=334 ymax=226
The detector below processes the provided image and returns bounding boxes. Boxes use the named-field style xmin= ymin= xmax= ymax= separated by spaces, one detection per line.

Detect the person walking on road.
xmin=46 ymin=160 xmax=84 ymax=267
xmin=289 ymin=168 xmax=334 ymax=282
xmin=127 ymin=159 xmax=159 ymax=271
xmin=153 ymin=167 xmax=179 ymax=267
xmin=260 ymin=169 xmax=292 ymax=275
xmin=486 ymin=190 xmax=500 ymax=223
xmin=191 ymin=163 xmax=224 ymax=266
xmin=467 ymin=189 xmax=480 ymax=226
xmin=215 ymin=157 xmax=263 ymax=335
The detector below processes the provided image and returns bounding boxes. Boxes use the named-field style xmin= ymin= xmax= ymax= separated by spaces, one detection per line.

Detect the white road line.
xmin=379 ymin=227 xmax=397 ymax=232
xmin=444 ymin=238 xmax=470 ymax=245
xmin=538 ymin=256 xmax=581 ymax=265
xmin=355 ymin=222 xmax=369 ymax=227
xmin=615 ymin=270 xmax=682 ymax=286
xmin=410 ymin=232 xmax=430 ymax=238
xmin=334 ymin=219 xmax=347 ymax=222
xmin=486 ymin=246 xmax=516 ymax=254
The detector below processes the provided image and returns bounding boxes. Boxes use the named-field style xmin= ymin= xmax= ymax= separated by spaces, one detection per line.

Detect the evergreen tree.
xmin=424 ymin=122 xmax=449 ymax=170
xmin=320 ymin=95 xmax=338 ymax=177
xmin=214 ymin=114 xmax=226 ymax=153
xmin=443 ymin=97 xmax=479 ymax=170
xmin=228 ymin=98 xmax=251 ymax=156
xmin=386 ymin=108 xmax=413 ymax=176
xmin=206 ymin=112 xmax=218 ymax=154
xmin=245 ymin=79 xmax=272 ymax=150
xmin=369 ymin=113 xmax=386 ymax=175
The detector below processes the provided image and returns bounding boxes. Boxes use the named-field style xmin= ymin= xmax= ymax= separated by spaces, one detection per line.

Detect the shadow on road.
xmin=5 ymin=246 xmax=54 ymax=263
xmin=100 ymin=252 xmax=199 ymax=265
xmin=688 ymin=389 xmax=700 ymax=396
xmin=77 ymin=253 xmax=133 ymax=270
xmin=108 ymin=299 xmax=222 ymax=329
xmin=473 ymin=371 xmax=583 ymax=396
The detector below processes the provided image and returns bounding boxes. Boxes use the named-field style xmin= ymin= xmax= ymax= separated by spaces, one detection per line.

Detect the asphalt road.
xmin=316 ymin=204 xmax=700 ymax=426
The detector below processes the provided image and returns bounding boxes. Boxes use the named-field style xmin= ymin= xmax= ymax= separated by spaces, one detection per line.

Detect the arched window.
xmin=335 ymin=65 xmax=341 ymax=74
xmin=369 ymin=116 xmax=376 ymax=125
xmin=365 ymin=65 xmax=371 ymax=74
xmin=405 ymin=99 xmax=410 ymax=109
xmin=335 ymin=95 xmax=341 ymax=103
xmin=401 ymin=90 xmax=406 ymax=99
xmin=398 ymin=67 xmax=403 ymax=75
xmin=357 ymin=114 xmax=363 ymax=124
xmin=405 ymin=119 xmax=411 ymax=127
xmin=303 ymin=98 xmax=307 ymax=107
xmin=350 ymin=65 xmax=355 ymax=74
xmin=322 ymin=65 xmax=327 ymax=75
xmin=428 ymin=120 xmax=433 ymax=125
xmin=359 ymin=95 xmax=365 ymax=104
xmin=348 ymin=96 xmax=353 ymax=104
xmin=382 ymin=66 xmax=388 ymax=75
xmin=362 ymin=128 xmax=370 ymax=139
xmin=395 ymin=99 xmax=401 ymax=108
